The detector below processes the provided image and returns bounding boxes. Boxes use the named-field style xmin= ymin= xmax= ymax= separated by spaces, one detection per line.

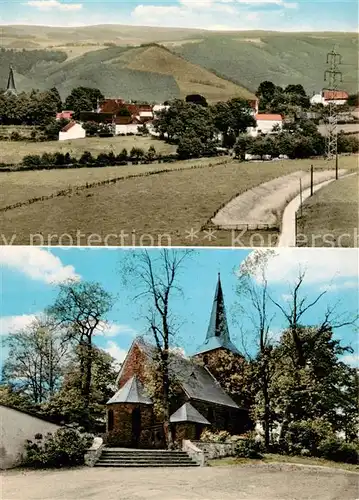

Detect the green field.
xmin=1 ymin=156 xmax=357 ymax=247
xmin=1 ymin=26 xmax=357 ymax=101
xmin=296 ymin=172 xmax=359 ymax=247
xmin=0 ymin=135 xmax=176 ymax=165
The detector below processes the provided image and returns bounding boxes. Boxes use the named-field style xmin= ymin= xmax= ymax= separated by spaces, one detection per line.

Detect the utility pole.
xmin=324 ymin=47 xmax=342 ymax=165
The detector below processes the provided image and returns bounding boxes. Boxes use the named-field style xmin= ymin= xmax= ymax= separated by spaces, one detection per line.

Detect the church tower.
xmin=193 ymin=273 xmax=241 ymax=363
xmin=5 ymin=66 xmax=17 ymax=96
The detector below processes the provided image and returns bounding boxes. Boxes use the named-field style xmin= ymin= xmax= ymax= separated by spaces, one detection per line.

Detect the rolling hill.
xmin=0 ymin=25 xmax=357 ymax=100
xmin=1 ymin=44 xmax=256 ymax=103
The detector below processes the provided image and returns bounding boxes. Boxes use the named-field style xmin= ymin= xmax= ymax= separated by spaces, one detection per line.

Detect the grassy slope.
xmin=174 ymin=32 xmax=358 ymax=94
xmin=296 ymin=172 xmax=359 ymax=247
xmin=2 ymin=26 xmax=356 ymax=98
xmin=0 ymin=157 xmax=227 ymax=210
xmin=1 ymin=156 xmax=357 ymax=246
xmin=0 ymin=136 xmax=176 ymax=165
xmin=11 ymin=44 xmax=255 ymax=102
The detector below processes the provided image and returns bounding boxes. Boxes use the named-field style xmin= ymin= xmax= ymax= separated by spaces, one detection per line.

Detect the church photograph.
xmin=106 ymin=273 xmax=251 ymax=449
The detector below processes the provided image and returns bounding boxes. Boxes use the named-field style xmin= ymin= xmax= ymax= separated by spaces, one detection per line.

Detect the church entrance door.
xmin=131 ymin=407 xmax=141 ymax=447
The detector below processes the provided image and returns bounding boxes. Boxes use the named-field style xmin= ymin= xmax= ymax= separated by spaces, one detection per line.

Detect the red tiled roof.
xmin=256 ymin=114 xmax=283 ymax=121
xmin=56 ymin=110 xmax=74 ymax=120
xmin=322 ymin=90 xmax=349 ymax=101
xmin=61 ymin=120 xmax=77 ymax=132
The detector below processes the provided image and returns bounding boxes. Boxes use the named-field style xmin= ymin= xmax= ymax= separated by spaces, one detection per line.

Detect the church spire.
xmin=5 ymin=66 xmax=17 ymax=96
xmin=194 ymin=274 xmax=240 ymax=356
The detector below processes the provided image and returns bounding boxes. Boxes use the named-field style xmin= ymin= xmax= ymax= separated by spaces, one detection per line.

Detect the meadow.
xmin=296 ymin=172 xmax=359 ymax=247
xmin=1 ymin=156 xmax=357 ymax=247
xmin=0 ymin=136 xmax=176 ymax=165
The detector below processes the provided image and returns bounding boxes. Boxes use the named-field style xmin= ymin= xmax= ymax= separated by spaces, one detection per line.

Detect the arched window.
xmin=108 ymin=409 xmax=114 ymax=431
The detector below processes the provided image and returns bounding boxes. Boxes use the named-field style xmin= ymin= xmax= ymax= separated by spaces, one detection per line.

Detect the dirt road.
xmin=2 ymin=463 xmax=358 ymax=500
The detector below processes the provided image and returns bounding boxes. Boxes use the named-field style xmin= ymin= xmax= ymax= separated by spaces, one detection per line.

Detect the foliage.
xmin=177 ymin=134 xmax=204 ymax=159
xmin=2 ymin=316 xmax=68 ymax=404
xmin=0 ymin=89 xmax=61 ymax=126
xmin=200 ymin=429 xmax=231 ymax=443
xmin=23 ymin=428 xmax=93 ymax=468
xmin=185 ymin=94 xmax=208 ymax=107
xmin=211 ymin=98 xmax=256 ymax=146
xmin=64 ymin=87 xmax=104 ymax=119
xmin=284 ymin=418 xmax=334 ymax=456
xmin=235 ymin=435 xmax=263 ymax=459
xmin=318 ymin=437 xmax=359 ymax=464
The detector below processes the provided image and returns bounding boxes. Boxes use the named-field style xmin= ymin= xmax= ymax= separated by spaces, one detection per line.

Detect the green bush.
xmin=235 ymin=436 xmax=263 ymax=459
xmin=284 ymin=419 xmax=334 ymax=456
xmin=22 ymin=154 xmax=42 ymax=168
xmin=23 ymin=428 xmax=93 ymax=468
xmin=318 ymin=437 xmax=359 ymax=464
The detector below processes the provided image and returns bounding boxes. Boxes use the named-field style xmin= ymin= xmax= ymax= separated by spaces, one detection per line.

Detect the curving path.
xmin=278 ymin=172 xmax=356 ymax=247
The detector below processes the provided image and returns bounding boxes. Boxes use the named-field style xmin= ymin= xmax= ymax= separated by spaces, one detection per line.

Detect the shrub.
xmin=23 ymin=428 xmax=93 ymax=468
xmin=10 ymin=131 xmax=21 ymax=141
xmin=284 ymin=419 xmax=334 ymax=456
xmin=200 ymin=430 xmax=231 ymax=443
xmin=318 ymin=437 xmax=359 ymax=464
xmin=117 ymin=148 xmax=128 ymax=161
xmin=79 ymin=151 xmax=94 ymax=165
xmin=235 ymin=436 xmax=263 ymax=459
xmin=22 ymin=154 xmax=42 ymax=168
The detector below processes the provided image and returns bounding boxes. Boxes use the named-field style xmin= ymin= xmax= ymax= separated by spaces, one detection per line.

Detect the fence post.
xmin=335 ymin=152 xmax=339 ymax=180
xmin=310 ymin=165 xmax=313 ymax=196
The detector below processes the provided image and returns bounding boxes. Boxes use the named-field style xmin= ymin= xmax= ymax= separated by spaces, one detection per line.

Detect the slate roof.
xmin=137 ymin=337 xmax=239 ymax=409
xmin=107 ymin=375 xmax=153 ymax=405
xmin=194 ymin=274 xmax=241 ymax=356
xmin=170 ymin=402 xmax=210 ymax=425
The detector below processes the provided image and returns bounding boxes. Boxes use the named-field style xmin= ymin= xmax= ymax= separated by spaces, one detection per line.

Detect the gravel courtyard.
xmin=2 ymin=463 xmax=358 ymax=500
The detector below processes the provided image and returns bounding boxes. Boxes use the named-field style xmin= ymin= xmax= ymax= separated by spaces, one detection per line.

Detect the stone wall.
xmin=191 ymin=440 xmax=237 ymax=460
xmin=190 ymin=399 xmax=248 ymax=436
xmin=0 ymin=405 xmax=61 ymax=469
xmin=106 ymin=403 xmax=162 ymax=448
xmin=84 ymin=437 xmax=104 ymax=466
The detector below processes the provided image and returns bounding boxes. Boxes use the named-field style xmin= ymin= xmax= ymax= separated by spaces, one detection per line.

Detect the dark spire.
xmin=194 ymin=274 xmax=240 ymax=356
xmin=5 ymin=66 xmax=17 ymax=96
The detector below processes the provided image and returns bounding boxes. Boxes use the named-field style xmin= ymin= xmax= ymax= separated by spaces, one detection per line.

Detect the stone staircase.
xmin=94 ymin=448 xmax=199 ymax=467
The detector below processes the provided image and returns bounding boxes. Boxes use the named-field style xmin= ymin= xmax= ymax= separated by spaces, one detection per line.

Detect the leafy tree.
xmin=211 ymin=98 xmax=256 ymax=146
xmin=347 ymin=93 xmax=359 ymax=107
xmin=82 ymin=121 xmax=99 ymax=136
xmin=46 ymin=281 xmax=114 ymax=413
xmin=2 ymin=316 xmax=68 ymax=404
xmin=64 ymin=87 xmax=104 ymax=119
xmin=185 ymin=94 xmax=208 ymax=107
xmin=177 ymin=134 xmax=203 ymax=159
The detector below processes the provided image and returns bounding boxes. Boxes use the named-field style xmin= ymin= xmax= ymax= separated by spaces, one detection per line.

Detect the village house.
xmin=247 ymin=113 xmax=283 ymax=137
xmin=310 ymin=89 xmax=349 ymax=106
xmin=56 ymin=110 xmax=74 ymax=121
xmin=105 ymin=275 xmax=251 ymax=449
xmin=59 ymin=120 xmax=86 ymax=141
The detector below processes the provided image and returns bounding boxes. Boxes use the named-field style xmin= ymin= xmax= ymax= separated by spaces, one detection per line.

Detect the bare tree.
xmin=2 ymin=316 xmax=68 ymax=404
xmin=236 ymin=249 xmax=276 ymax=449
xmin=46 ymin=280 xmax=114 ymax=409
xmin=123 ymin=249 xmax=193 ymax=448
xmin=269 ymin=268 xmax=357 ymax=370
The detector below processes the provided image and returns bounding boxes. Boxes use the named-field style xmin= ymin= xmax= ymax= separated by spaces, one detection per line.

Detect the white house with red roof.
xmin=247 ymin=113 xmax=283 ymax=137
xmin=310 ymin=90 xmax=349 ymax=106
xmin=59 ymin=121 xmax=86 ymax=141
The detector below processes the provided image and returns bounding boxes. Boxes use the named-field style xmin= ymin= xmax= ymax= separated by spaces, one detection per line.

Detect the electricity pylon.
xmin=324 ymin=48 xmax=342 ymax=161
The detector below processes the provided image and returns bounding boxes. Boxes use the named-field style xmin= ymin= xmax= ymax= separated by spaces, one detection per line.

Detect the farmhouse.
xmin=106 ymin=275 xmax=250 ymax=448
xmin=59 ymin=121 xmax=86 ymax=141
xmin=56 ymin=110 xmax=74 ymax=120
xmin=310 ymin=90 xmax=349 ymax=106
xmin=247 ymin=113 xmax=283 ymax=137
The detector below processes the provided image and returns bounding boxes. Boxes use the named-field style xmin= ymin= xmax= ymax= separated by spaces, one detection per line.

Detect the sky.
xmin=0 ymin=246 xmax=358 ymax=374
xmin=0 ymin=0 xmax=358 ymax=31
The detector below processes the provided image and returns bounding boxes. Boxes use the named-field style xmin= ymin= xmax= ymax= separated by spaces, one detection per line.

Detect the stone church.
xmin=105 ymin=274 xmax=250 ymax=448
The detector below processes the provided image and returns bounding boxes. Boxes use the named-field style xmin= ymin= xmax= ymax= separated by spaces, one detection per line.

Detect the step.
xmin=101 ymin=452 xmax=189 ymax=458
xmin=95 ymin=463 xmax=199 ymax=467
xmin=97 ymin=459 xmax=195 ymax=464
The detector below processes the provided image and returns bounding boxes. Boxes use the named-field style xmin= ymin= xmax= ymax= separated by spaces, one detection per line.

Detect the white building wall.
xmin=59 ymin=123 xmax=86 ymax=141
xmin=248 ymin=120 xmax=282 ymax=137
xmin=0 ymin=405 xmax=61 ymax=469
xmin=115 ymin=124 xmax=141 ymax=135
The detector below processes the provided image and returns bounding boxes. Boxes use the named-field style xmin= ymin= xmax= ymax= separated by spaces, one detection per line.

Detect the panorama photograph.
xmin=0 ymin=247 xmax=358 ymax=499
xmin=0 ymin=0 xmax=358 ymax=247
